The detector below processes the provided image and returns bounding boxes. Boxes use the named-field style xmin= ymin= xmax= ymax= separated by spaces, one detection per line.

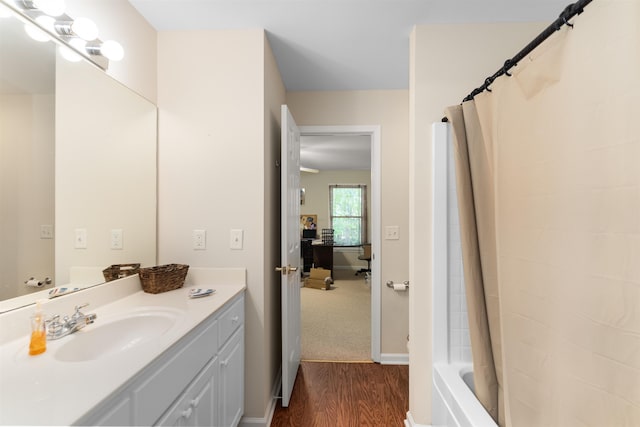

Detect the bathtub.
xmin=432 ymin=363 xmax=498 ymax=427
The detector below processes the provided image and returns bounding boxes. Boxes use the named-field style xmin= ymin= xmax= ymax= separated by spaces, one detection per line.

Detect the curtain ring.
xmin=503 ymin=59 xmax=514 ymax=77
xmin=484 ymin=77 xmax=493 ymax=93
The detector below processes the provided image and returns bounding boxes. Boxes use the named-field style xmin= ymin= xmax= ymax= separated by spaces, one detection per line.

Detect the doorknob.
xmin=275 ymin=265 xmax=299 ymax=275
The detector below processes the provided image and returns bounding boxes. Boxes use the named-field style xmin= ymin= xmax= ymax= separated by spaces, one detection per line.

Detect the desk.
xmin=301 ymin=239 xmax=314 ymax=272
xmin=312 ymin=244 xmax=333 ymax=276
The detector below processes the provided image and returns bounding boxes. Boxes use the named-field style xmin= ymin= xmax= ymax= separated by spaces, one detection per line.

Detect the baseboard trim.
xmin=380 ymin=353 xmax=409 ymax=365
xmin=238 ymin=368 xmax=281 ymax=427
xmin=405 ymin=411 xmax=432 ymax=427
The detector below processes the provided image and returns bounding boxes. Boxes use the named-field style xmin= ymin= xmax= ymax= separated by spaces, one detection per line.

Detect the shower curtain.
xmin=446 ymin=1 xmax=640 ymax=426
xmin=445 ymin=102 xmax=503 ymax=425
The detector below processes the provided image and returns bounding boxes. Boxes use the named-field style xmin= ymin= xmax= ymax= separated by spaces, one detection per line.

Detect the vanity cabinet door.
xmin=155 ymin=356 xmax=218 ymax=427
xmin=218 ymin=326 xmax=244 ymax=427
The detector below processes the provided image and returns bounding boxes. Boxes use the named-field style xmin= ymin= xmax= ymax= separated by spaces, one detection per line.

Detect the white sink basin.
xmin=54 ymin=308 xmax=183 ymax=362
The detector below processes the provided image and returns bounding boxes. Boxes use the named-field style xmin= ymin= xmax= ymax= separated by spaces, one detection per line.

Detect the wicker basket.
xmin=102 ymin=263 xmax=141 ymax=282
xmin=138 ymin=264 xmax=189 ymax=294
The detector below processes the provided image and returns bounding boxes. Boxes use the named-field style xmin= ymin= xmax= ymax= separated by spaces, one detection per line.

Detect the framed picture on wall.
xmin=301 ymin=214 xmax=317 ymax=239
xmin=300 ymin=214 xmax=317 ymax=230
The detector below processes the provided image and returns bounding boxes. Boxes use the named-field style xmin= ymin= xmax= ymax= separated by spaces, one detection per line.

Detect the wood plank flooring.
xmin=270 ymin=362 xmax=409 ymax=427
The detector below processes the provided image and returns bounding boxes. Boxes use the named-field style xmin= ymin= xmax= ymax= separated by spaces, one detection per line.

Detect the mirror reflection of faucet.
xmin=46 ymin=303 xmax=97 ymax=340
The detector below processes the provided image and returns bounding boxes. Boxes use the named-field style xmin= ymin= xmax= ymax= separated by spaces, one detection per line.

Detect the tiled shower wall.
xmin=447 ymin=140 xmax=472 ymax=363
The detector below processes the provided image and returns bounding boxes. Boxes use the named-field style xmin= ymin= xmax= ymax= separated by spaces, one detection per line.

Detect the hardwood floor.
xmin=270 ymin=362 xmax=409 ymax=427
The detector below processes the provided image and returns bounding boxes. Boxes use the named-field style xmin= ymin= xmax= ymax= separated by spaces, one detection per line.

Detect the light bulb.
xmin=59 ymin=45 xmax=81 ymax=62
xmin=69 ymin=37 xmax=88 ymax=56
xmin=35 ymin=15 xmax=55 ymax=33
xmin=71 ymin=17 xmax=98 ymax=41
xmin=100 ymin=40 xmax=124 ymax=61
xmin=24 ymin=22 xmax=50 ymax=42
xmin=33 ymin=0 xmax=66 ymax=17
xmin=0 ymin=3 xmax=13 ymax=18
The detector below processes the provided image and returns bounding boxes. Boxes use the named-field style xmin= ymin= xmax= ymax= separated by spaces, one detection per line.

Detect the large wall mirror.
xmin=0 ymin=12 xmax=157 ymax=312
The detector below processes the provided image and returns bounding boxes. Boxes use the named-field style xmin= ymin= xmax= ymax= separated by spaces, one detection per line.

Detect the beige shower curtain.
xmin=446 ymin=1 xmax=640 ymax=426
xmin=445 ymin=102 xmax=504 ymax=425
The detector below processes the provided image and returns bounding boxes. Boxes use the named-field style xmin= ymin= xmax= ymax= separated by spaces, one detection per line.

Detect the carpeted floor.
xmin=301 ymin=270 xmax=371 ymax=362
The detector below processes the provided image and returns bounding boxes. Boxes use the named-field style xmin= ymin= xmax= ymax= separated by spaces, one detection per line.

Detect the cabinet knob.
xmin=220 ymin=360 xmax=228 ymax=367
xmin=232 ymin=315 xmax=239 ymax=323
xmin=181 ymin=407 xmax=193 ymax=419
xmin=190 ymin=396 xmax=201 ymax=408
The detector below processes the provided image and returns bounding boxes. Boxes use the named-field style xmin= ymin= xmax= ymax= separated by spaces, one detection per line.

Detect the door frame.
xmin=299 ymin=125 xmax=381 ymax=362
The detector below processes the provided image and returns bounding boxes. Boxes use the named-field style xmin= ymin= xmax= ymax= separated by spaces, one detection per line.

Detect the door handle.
xmin=275 ymin=265 xmax=299 ymax=275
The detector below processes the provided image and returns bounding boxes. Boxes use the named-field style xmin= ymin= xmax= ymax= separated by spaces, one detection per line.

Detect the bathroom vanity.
xmin=0 ymin=270 xmax=245 ymax=426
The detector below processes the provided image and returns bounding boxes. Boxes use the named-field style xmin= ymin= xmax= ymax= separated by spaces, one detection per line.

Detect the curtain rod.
xmin=441 ymin=0 xmax=593 ymax=122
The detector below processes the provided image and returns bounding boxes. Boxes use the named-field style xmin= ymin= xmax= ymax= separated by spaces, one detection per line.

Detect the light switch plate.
xmin=230 ymin=229 xmax=243 ymax=250
xmin=75 ymin=228 xmax=87 ymax=248
xmin=193 ymin=229 xmax=206 ymax=250
xmin=385 ymin=225 xmax=400 ymax=240
xmin=40 ymin=225 xmax=54 ymax=239
xmin=110 ymin=229 xmax=123 ymax=250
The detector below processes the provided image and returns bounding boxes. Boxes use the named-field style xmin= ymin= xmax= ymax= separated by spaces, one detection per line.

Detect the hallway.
xmin=271 ymin=362 xmax=409 ymax=426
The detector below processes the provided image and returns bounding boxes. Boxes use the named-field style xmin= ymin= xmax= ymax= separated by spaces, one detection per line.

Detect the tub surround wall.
xmin=446 ymin=135 xmax=471 ymax=364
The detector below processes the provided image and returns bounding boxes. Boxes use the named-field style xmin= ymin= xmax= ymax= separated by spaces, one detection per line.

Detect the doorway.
xmin=299 ymin=125 xmax=381 ymax=362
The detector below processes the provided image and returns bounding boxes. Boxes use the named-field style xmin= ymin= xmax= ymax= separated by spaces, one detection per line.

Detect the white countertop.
xmin=0 ymin=269 xmax=246 ymax=426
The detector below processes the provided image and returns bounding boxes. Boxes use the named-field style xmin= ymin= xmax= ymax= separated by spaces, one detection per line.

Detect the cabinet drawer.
xmin=218 ymin=297 xmax=244 ymax=346
xmin=133 ymin=318 xmax=218 ymax=426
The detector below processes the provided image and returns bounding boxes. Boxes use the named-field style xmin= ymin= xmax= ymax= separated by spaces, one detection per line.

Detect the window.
xmin=329 ymin=184 xmax=367 ymax=246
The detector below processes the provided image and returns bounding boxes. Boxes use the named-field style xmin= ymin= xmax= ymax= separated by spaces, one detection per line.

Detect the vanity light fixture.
xmin=24 ymin=19 xmax=49 ymax=41
xmin=86 ymin=39 xmax=124 ymax=61
xmin=58 ymin=44 xmax=82 ymax=62
xmin=54 ymin=16 xmax=98 ymax=41
xmin=31 ymin=0 xmax=65 ymax=17
xmin=3 ymin=0 xmax=123 ymax=69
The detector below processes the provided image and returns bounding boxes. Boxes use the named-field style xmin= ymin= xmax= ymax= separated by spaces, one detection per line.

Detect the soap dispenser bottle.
xmin=29 ymin=301 xmax=46 ymax=356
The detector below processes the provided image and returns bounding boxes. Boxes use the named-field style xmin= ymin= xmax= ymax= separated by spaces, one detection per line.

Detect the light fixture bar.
xmin=1 ymin=0 xmax=119 ymax=70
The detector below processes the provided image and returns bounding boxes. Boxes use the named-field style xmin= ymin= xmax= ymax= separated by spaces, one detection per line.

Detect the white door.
xmin=278 ymin=105 xmax=301 ymax=407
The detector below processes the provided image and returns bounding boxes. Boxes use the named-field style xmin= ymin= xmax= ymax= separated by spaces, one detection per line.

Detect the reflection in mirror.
xmin=0 ymin=12 xmax=157 ymax=313
xmin=0 ymin=11 xmax=55 ymax=303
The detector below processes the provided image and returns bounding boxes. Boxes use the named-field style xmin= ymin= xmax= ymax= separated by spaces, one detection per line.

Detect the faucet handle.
xmin=71 ymin=303 xmax=89 ymax=321
xmin=75 ymin=303 xmax=89 ymax=312
xmin=46 ymin=315 xmax=62 ymax=335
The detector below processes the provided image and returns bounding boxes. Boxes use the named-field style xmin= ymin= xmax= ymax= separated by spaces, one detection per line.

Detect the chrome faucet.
xmin=46 ymin=303 xmax=97 ymax=340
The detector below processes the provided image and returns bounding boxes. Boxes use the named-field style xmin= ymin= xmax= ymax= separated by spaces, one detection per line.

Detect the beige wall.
xmin=263 ymin=33 xmax=287 ymax=421
xmin=301 ymin=170 xmax=372 ymax=269
xmin=409 ymin=22 xmax=548 ymax=424
xmin=157 ymin=29 xmax=284 ymax=421
xmin=65 ymin=0 xmax=157 ymax=103
xmin=55 ymin=54 xmax=157 ymax=286
xmin=37 ymin=2 xmax=560 ymax=423
xmin=0 ymin=94 xmax=54 ymax=300
xmin=287 ymin=90 xmax=410 ymax=355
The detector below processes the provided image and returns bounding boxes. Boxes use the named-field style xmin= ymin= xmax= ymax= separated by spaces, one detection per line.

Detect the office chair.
xmin=355 ymin=243 xmax=371 ymax=276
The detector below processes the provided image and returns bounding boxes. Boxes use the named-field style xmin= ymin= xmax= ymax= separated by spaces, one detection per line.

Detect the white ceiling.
xmin=300 ymin=134 xmax=371 ymax=171
xmin=129 ymin=0 xmax=568 ymax=170
xmin=129 ymin=0 xmax=569 ymax=92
